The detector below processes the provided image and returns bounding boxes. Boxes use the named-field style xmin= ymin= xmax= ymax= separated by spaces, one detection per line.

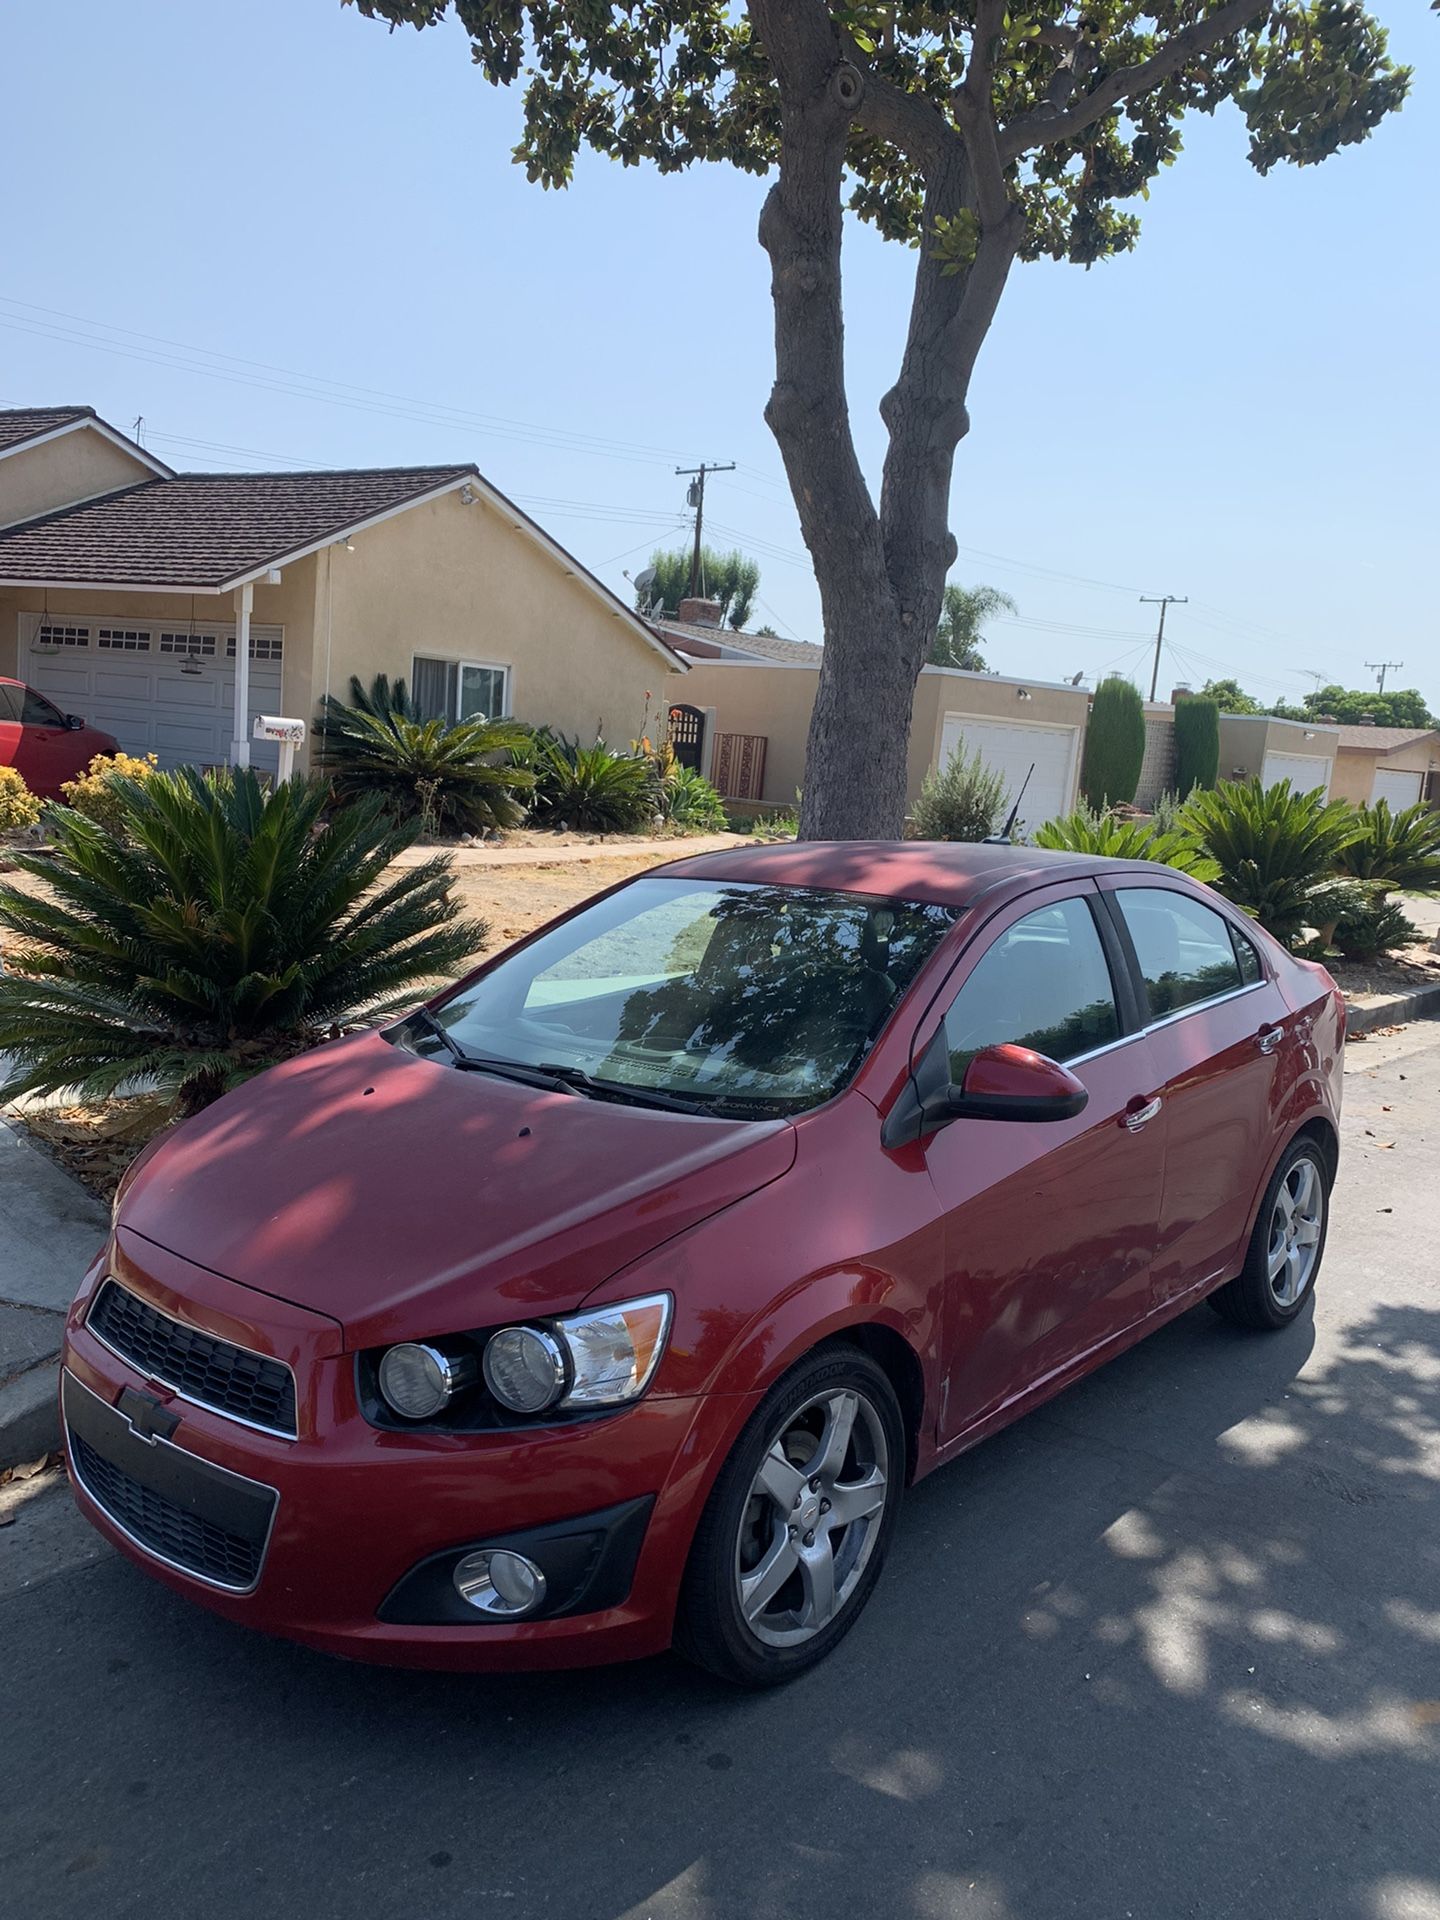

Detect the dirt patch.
xmin=1329 ymin=938 xmax=1440 ymax=1007
xmin=449 ymin=853 xmax=687 ymax=954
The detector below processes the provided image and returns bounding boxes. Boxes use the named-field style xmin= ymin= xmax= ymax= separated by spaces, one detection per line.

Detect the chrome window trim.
xmin=1060 ymin=979 xmax=1269 ymax=1071
xmin=86 ymin=1279 xmax=298 ymax=1442
xmin=62 ymin=1369 xmax=279 ymax=1596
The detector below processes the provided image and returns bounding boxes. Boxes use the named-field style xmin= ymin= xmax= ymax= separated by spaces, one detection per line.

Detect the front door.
xmin=1102 ymin=879 xmax=1289 ymax=1307
xmin=920 ymin=885 xmax=1168 ymax=1444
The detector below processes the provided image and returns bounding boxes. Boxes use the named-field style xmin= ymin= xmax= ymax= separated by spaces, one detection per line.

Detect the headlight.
xmin=377 ymin=1341 xmax=478 ymax=1420
xmin=482 ymin=1293 xmax=672 ymax=1416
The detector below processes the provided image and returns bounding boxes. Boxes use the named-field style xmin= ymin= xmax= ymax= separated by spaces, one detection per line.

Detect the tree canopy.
xmin=641 ymin=545 xmax=761 ymax=628
xmin=1202 ymin=678 xmax=1435 ymax=727
xmin=348 ymin=0 xmax=1412 ymax=839
xmin=1199 ymin=677 xmax=1266 ymax=715
xmin=927 ymin=581 xmax=1016 ymax=671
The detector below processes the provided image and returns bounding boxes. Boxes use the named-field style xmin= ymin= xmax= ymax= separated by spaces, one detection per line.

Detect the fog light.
xmin=483 ymin=1325 xmax=566 ymax=1414
xmin=377 ymin=1341 xmax=476 ymax=1420
xmin=453 ymin=1549 xmax=547 ymax=1618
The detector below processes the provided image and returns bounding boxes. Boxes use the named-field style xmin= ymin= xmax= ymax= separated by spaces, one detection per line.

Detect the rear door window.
xmin=1116 ymin=889 xmax=1246 ymax=1018
xmin=20 ymin=688 xmax=65 ymax=726
xmin=943 ymin=896 xmax=1120 ymax=1079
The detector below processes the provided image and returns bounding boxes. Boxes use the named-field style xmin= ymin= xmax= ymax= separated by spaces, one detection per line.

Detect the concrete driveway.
xmin=4 ymin=1026 xmax=1438 ymax=1920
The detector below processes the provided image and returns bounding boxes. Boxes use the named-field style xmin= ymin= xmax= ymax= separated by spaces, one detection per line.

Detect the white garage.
xmin=1260 ymin=748 xmax=1332 ymax=797
xmin=20 ymin=613 xmax=283 ymax=774
xmin=938 ymin=712 xmax=1081 ymax=836
xmin=1370 ymin=766 xmax=1424 ymax=809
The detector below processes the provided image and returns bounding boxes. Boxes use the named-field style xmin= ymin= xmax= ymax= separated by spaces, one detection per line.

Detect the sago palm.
xmin=0 ymin=768 xmax=485 ymax=1114
xmin=1033 ymin=804 xmax=1220 ymax=881
xmin=1334 ymin=798 xmax=1440 ymax=891
xmin=1181 ymin=777 xmax=1362 ymax=947
xmin=315 ymin=673 xmax=534 ymax=833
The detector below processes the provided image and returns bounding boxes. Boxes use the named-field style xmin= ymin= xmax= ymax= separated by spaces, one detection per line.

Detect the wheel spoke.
xmin=811 ymin=1391 xmax=859 ymax=1487
xmin=1293 ymin=1215 xmax=1321 ymax=1248
xmin=1286 ymin=1244 xmax=1306 ymax=1300
xmin=826 ymin=1465 xmax=887 ymax=1527
xmin=1275 ymin=1184 xmax=1297 ymax=1230
xmin=755 ymin=1442 xmax=807 ymax=1516
xmin=795 ymin=1538 xmax=837 ymax=1629
xmin=1292 ymin=1162 xmax=1317 ymax=1214
xmin=1268 ymin=1236 xmax=1290 ymax=1281
xmin=739 ymin=1530 xmax=798 ymax=1623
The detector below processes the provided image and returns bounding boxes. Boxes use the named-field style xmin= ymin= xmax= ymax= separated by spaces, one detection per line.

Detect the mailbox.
xmin=253 ymin=714 xmax=307 ymax=780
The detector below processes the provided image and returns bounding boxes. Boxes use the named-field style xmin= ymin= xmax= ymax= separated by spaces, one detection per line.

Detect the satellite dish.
xmin=633 ymin=567 xmax=657 ymax=594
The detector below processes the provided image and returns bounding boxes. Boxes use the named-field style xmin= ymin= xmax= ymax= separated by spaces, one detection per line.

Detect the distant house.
xmin=0 ymin=406 xmax=684 ymax=775
xmin=1328 ymin=724 xmax=1440 ymax=809
xmin=654 ymin=597 xmax=1091 ymax=830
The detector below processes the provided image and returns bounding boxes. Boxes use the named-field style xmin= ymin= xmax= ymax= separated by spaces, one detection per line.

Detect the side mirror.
xmin=64 ymin=713 xmax=86 ymax=731
xmin=943 ymin=1044 xmax=1089 ymax=1122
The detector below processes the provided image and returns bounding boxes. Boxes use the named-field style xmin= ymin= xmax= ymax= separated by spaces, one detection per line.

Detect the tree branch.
xmin=951 ymin=0 xmax=1010 ymax=229
xmin=1000 ymin=0 xmax=1268 ymax=160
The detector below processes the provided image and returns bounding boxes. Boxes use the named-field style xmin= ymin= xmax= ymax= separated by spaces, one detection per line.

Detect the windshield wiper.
xmin=406 ymin=1012 xmax=580 ymax=1094
xmin=531 ymin=1063 xmax=711 ymax=1114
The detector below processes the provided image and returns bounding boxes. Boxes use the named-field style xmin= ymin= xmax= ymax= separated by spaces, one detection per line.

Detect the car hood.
xmin=118 ymin=1032 xmax=797 ymax=1349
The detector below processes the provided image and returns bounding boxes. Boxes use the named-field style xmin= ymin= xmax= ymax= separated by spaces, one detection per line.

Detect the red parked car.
xmin=0 ymin=677 xmax=118 ymax=800
xmin=62 ymin=842 xmax=1343 ymax=1685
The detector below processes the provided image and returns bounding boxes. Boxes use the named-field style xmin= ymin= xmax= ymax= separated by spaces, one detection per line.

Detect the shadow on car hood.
xmin=118 ymin=1031 xmax=797 ymax=1349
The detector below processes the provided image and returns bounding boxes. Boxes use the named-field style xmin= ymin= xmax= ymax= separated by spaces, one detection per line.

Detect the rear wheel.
xmin=1209 ymin=1137 xmax=1330 ymax=1331
xmin=675 ymin=1347 xmax=904 ymax=1687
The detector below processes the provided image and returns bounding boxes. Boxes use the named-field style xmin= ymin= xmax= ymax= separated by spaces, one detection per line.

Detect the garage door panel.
xmin=938 ymin=714 xmax=1077 ymax=834
xmin=1260 ymin=750 xmax=1332 ymax=797
xmin=1371 ymin=768 xmax=1423 ymax=808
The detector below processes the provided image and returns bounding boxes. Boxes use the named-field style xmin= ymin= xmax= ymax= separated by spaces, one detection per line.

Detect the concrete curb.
xmin=0 ymin=1363 xmax=61 ymax=1470
xmin=1345 ymin=980 xmax=1440 ymax=1035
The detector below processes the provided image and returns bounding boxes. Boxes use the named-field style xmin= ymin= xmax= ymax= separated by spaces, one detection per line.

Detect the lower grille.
xmin=71 ymin=1434 xmax=261 ymax=1589
xmin=63 ymin=1370 xmax=278 ymax=1594
xmin=87 ymin=1278 xmax=298 ymax=1438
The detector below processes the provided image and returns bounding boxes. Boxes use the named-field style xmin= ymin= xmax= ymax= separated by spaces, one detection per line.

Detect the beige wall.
xmin=320 ymin=488 xmax=681 ymax=746
xmin=1331 ymin=736 xmax=1440 ymax=806
xmin=676 ymin=660 xmax=1090 ymax=812
xmin=0 ymin=426 xmax=156 ymax=531
xmin=1217 ymin=713 xmax=1340 ymax=784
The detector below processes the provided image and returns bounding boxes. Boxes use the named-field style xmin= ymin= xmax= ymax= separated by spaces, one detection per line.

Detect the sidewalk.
xmin=0 ymin=1116 xmax=107 ymax=1467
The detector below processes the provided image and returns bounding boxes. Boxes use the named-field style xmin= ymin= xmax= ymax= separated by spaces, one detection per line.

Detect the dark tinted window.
xmin=20 ymin=688 xmax=65 ymax=726
xmin=0 ymin=684 xmax=22 ymax=723
xmin=943 ymin=896 xmax=1119 ymax=1079
xmin=1231 ymin=924 xmax=1263 ymax=985
xmin=1117 ymin=888 xmax=1244 ymax=1017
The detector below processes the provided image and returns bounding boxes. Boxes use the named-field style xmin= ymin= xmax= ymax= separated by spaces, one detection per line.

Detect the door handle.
xmin=1122 ymin=1096 xmax=1162 ymax=1132
xmin=1255 ymin=1024 xmax=1285 ymax=1054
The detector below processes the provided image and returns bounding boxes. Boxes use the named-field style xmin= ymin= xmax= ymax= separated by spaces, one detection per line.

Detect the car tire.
xmin=674 ymin=1345 xmax=905 ymax=1688
xmin=1208 ymin=1135 xmax=1331 ymax=1332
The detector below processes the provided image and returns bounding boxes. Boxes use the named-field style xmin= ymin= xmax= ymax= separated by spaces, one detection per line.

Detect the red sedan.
xmin=0 ymin=677 xmax=118 ymax=800
xmin=62 ymin=842 xmax=1343 ymax=1685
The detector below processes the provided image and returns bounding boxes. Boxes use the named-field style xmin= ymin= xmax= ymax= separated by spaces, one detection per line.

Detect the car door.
xmin=10 ymin=686 xmax=79 ymax=799
xmin=0 ymin=683 xmax=24 ymax=777
xmin=1100 ymin=879 xmax=1289 ymax=1309
xmin=919 ymin=883 xmax=1169 ymax=1445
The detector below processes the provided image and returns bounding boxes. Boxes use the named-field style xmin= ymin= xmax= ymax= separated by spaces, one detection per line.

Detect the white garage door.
xmin=1261 ymin=750 xmax=1332 ymax=797
xmin=938 ymin=714 xmax=1079 ymax=836
xmin=1371 ymin=767 xmax=1423 ymax=809
xmin=21 ymin=614 xmax=283 ymax=774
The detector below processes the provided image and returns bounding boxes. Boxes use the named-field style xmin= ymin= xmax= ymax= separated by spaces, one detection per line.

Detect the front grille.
xmin=88 ymin=1279 xmax=297 ymax=1438
xmin=70 ymin=1433 xmax=263 ymax=1589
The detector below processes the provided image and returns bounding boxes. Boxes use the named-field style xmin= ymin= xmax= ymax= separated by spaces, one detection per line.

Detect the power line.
xmin=1139 ymin=594 xmax=1188 ymax=700
xmin=1366 ymin=658 xmax=1405 ymax=694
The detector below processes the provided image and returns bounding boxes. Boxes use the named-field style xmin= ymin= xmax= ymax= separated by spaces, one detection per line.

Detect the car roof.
xmin=650 ymin=839 xmax=1176 ymax=910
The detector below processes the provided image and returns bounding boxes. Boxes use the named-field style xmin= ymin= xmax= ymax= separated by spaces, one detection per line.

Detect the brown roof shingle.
xmin=655 ymin=618 xmax=822 ymax=666
xmin=1331 ymin=724 xmax=1439 ymax=753
xmin=0 ymin=405 xmax=95 ymax=453
xmin=0 ymin=465 xmax=475 ymax=588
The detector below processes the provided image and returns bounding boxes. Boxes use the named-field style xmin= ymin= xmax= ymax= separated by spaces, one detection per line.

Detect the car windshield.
xmin=394 ymin=878 xmax=956 ymax=1119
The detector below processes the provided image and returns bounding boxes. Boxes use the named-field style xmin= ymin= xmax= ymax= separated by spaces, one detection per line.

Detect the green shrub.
xmin=1181 ymin=777 xmax=1363 ymax=947
xmin=912 ymin=740 xmax=1008 ymax=841
xmin=531 ymin=738 xmax=655 ymax=833
xmin=315 ymin=674 xmax=534 ymax=835
xmin=662 ymin=764 xmax=728 ymax=832
xmin=59 ymin=750 xmax=160 ymax=834
xmin=0 ymin=766 xmax=42 ymax=834
xmin=1334 ymin=799 xmax=1440 ymax=891
xmin=1331 ymin=888 xmax=1421 ymax=960
xmin=0 ymin=768 xmax=484 ymax=1116
xmin=1079 ymin=677 xmax=1146 ymax=808
xmin=1033 ymin=803 xmax=1220 ymax=880
xmin=1173 ymin=698 xmax=1220 ymax=796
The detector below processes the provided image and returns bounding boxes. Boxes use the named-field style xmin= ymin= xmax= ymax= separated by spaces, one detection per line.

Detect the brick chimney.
xmin=1170 ymin=684 xmax=1193 ymax=703
xmin=677 ymin=597 xmax=724 ymax=628
xmin=1358 ymin=713 xmax=1376 ymax=726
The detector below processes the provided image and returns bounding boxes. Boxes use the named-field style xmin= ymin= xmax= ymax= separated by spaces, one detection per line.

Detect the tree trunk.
xmin=799 ymin=583 xmax=929 ymax=841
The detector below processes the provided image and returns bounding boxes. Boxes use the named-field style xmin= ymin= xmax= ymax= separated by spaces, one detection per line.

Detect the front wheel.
xmin=1209 ymin=1136 xmax=1330 ymax=1331
xmin=675 ymin=1347 xmax=905 ymax=1687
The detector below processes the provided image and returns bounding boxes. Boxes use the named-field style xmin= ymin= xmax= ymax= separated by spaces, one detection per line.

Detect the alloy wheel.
xmin=1267 ymin=1156 xmax=1323 ymax=1307
xmin=733 ymin=1387 xmax=890 ymax=1649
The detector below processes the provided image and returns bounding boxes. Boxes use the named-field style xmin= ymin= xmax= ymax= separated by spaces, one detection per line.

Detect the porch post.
xmin=231 ymin=581 xmax=253 ymax=768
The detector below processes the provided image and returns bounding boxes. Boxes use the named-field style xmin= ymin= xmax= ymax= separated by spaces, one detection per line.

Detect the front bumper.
xmin=61 ymin=1234 xmax=756 ymax=1671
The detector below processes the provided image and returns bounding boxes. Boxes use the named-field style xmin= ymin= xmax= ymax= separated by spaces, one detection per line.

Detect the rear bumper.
xmin=61 ymin=1242 xmax=756 ymax=1671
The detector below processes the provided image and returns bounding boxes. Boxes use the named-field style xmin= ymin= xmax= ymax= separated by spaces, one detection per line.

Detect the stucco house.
xmin=1327 ymin=723 xmax=1440 ymax=808
xmin=0 ymin=406 xmax=684 ymax=775
xmin=655 ymin=598 xmax=1091 ymax=831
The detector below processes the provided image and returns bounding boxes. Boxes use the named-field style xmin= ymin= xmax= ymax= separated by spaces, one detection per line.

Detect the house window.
xmin=225 ymin=631 xmax=283 ymax=660
xmin=412 ymin=656 xmax=510 ymax=723
xmin=159 ymin=631 xmax=217 ymax=657
xmin=98 ymin=628 xmax=151 ymax=651
xmin=35 ymin=624 xmax=90 ymax=648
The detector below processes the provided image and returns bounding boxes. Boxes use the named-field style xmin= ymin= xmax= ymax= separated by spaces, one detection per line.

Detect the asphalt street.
xmin=4 ymin=1023 xmax=1439 ymax=1920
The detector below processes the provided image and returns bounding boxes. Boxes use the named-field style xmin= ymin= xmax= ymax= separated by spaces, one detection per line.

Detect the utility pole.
xmin=675 ymin=461 xmax=735 ymax=599
xmin=1365 ymin=659 xmax=1404 ymax=694
xmin=1140 ymin=595 xmax=1188 ymax=701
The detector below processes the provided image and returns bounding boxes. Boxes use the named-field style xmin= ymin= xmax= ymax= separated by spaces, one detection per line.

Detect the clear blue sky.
xmin=3 ymin=0 xmax=1435 ymax=706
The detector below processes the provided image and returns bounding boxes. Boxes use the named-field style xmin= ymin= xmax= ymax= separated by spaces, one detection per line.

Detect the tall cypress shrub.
xmin=1079 ymin=677 xmax=1146 ymax=808
xmin=1173 ymin=696 xmax=1220 ymax=796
